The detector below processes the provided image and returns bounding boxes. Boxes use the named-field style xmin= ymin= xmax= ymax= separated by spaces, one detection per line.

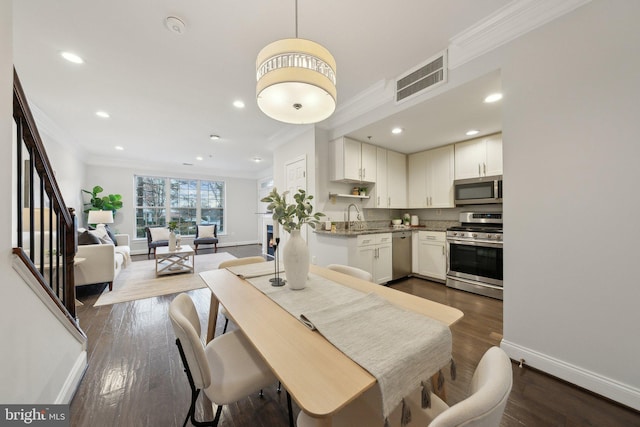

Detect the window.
xmin=135 ymin=176 xmax=225 ymax=238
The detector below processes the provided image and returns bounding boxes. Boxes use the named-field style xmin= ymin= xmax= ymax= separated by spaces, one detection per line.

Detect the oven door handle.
xmin=447 ymin=238 xmax=503 ymax=249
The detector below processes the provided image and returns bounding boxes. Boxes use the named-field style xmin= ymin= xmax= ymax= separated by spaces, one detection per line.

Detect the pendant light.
xmin=256 ymin=0 xmax=337 ymax=124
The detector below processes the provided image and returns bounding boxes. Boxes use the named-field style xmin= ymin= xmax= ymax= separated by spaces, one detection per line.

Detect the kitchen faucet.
xmin=345 ymin=203 xmax=362 ymax=230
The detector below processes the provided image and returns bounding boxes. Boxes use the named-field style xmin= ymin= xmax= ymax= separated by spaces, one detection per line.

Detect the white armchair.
xmin=75 ymin=234 xmax=131 ymax=291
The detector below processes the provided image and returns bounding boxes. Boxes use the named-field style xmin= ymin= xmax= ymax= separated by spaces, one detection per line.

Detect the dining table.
xmin=199 ymin=263 xmax=464 ymax=427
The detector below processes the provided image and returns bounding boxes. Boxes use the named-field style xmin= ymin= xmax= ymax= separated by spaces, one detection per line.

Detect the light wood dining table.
xmin=200 ymin=264 xmax=464 ymax=427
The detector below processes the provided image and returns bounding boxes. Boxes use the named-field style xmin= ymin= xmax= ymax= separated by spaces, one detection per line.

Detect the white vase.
xmin=169 ymin=230 xmax=177 ymax=251
xmin=282 ymin=229 xmax=309 ymax=290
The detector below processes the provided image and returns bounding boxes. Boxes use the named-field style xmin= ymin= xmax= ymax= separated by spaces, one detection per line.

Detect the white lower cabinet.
xmin=350 ymin=233 xmax=392 ymax=284
xmin=414 ymin=231 xmax=446 ymax=281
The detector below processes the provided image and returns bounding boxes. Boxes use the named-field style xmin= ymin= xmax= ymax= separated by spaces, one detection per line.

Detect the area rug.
xmin=94 ymin=252 xmax=237 ymax=306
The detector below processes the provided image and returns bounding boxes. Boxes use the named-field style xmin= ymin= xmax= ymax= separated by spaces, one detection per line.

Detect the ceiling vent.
xmin=395 ymin=50 xmax=448 ymax=103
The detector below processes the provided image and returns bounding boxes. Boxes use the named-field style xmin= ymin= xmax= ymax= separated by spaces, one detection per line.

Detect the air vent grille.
xmin=396 ymin=51 xmax=447 ymax=102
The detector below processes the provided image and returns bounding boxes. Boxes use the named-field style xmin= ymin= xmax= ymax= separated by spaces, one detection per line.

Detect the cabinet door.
xmin=343 ymin=137 xmax=362 ymax=181
xmin=484 ymin=134 xmax=503 ymax=177
xmin=353 ymin=246 xmax=375 ymax=279
xmin=454 ymin=138 xmax=483 ymax=180
xmin=408 ymin=151 xmax=428 ymax=208
xmin=375 ymin=243 xmax=393 ymax=284
xmin=360 ymin=143 xmax=377 ymax=183
xmin=418 ymin=240 xmax=446 ymax=280
xmin=374 ymin=147 xmax=388 ymax=208
xmin=427 ymin=145 xmax=454 ymax=208
xmin=386 ymin=150 xmax=407 ymax=208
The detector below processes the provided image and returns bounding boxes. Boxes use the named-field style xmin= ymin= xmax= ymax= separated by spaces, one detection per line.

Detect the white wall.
xmin=500 ymin=0 xmax=640 ymax=409
xmin=1 ymin=1 xmax=85 ymax=403
xmin=83 ymin=164 xmax=259 ymax=254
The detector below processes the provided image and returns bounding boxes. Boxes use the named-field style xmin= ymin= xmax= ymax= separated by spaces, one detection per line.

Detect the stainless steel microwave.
xmin=454 ymin=175 xmax=503 ymax=205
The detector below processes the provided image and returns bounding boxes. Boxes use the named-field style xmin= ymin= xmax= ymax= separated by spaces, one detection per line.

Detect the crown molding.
xmin=448 ymin=0 xmax=592 ymax=69
xmin=326 ymin=79 xmax=394 ymax=130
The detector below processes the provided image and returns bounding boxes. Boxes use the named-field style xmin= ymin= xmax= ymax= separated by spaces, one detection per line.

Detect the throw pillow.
xmin=198 ymin=225 xmax=216 ymax=238
xmin=90 ymin=227 xmax=114 ymax=245
xmin=78 ymin=230 xmax=101 ymax=245
xmin=104 ymin=224 xmax=118 ymax=246
xmin=149 ymin=227 xmax=170 ymax=242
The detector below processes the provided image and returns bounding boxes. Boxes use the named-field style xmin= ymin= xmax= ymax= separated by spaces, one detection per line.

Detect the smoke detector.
xmin=165 ymin=16 xmax=186 ymax=35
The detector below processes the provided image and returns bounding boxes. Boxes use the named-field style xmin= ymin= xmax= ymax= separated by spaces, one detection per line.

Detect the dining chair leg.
xmin=222 ymin=317 xmax=229 ymax=334
xmin=277 ymin=381 xmax=282 ymax=392
xmin=286 ymin=391 xmax=294 ymax=427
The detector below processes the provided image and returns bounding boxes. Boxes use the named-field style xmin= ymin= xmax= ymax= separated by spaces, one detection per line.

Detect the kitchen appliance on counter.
xmin=392 ymin=231 xmax=412 ymax=280
xmin=454 ymin=175 xmax=502 ymax=205
xmin=446 ymin=212 xmax=503 ymax=299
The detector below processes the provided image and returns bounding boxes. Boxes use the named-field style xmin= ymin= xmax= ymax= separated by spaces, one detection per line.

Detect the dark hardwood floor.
xmin=70 ymin=245 xmax=640 ymax=426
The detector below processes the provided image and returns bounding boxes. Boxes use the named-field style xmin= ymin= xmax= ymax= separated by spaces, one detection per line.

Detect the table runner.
xmin=225 ymin=260 xmax=283 ymax=279
xmin=229 ymin=268 xmax=452 ymax=421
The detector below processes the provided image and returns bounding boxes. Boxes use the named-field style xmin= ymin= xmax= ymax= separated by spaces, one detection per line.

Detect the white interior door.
xmin=283 ymin=156 xmax=307 ymax=245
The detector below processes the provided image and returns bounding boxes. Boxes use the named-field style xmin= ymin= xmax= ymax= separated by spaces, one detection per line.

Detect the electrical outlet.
xmin=311 ymin=256 xmax=317 ymax=264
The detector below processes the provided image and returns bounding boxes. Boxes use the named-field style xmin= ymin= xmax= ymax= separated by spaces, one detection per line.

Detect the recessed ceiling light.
xmin=252 ymin=156 xmax=263 ymax=163
xmin=196 ymin=156 xmax=203 ymax=161
xmin=466 ymin=130 xmax=480 ymax=136
xmin=61 ymin=51 xmax=84 ymax=64
xmin=114 ymin=146 xmax=124 ymax=151
xmin=96 ymin=111 xmax=110 ymax=118
xmin=233 ymin=100 xmax=245 ymax=109
xmin=391 ymin=127 xmax=403 ymax=135
xmin=209 ymin=134 xmax=220 ymax=140
xmin=484 ymin=93 xmax=503 ymax=103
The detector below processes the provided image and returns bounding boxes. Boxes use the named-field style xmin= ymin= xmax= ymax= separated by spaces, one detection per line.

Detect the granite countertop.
xmin=314 ymin=220 xmax=457 ymax=237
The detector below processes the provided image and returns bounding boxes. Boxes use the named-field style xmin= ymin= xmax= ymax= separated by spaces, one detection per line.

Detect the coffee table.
xmin=155 ymin=245 xmax=195 ymax=276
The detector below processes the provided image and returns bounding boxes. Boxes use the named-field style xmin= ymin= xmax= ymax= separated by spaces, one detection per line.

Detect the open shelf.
xmin=328 ymin=192 xmax=370 ymax=200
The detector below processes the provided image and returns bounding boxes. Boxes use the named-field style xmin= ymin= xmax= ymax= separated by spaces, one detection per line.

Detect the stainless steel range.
xmin=446 ymin=212 xmax=503 ymax=300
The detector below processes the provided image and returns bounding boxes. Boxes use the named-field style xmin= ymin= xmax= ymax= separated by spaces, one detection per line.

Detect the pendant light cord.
xmin=295 ymin=0 xmax=298 ymax=38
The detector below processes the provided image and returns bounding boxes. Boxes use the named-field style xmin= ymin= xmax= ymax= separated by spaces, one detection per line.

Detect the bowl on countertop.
xmin=391 ymin=219 xmax=402 ymax=225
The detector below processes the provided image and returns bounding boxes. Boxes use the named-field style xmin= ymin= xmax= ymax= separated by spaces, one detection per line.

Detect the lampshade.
xmin=256 ymin=38 xmax=337 ymax=124
xmin=87 ymin=210 xmax=114 ymax=225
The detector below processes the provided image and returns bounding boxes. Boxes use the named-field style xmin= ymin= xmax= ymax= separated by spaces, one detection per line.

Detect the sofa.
xmin=75 ymin=233 xmax=131 ymax=291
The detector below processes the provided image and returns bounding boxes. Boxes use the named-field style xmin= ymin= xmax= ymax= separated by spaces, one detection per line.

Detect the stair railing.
xmin=12 ymin=68 xmax=81 ymax=329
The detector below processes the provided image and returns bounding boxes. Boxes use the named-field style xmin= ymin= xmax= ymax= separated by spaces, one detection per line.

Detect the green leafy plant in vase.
xmin=261 ymin=188 xmax=325 ymax=290
xmin=82 ymin=185 xmax=123 ymax=214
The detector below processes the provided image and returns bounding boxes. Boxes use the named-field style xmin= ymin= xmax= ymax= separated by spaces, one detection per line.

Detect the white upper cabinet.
xmin=454 ymin=133 xmax=503 ymax=180
xmin=330 ymin=137 xmax=377 ymax=183
xmin=408 ymin=145 xmax=454 ymax=208
xmin=386 ymin=150 xmax=407 ymax=208
xmin=373 ymin=147 xmax=388 ymax=208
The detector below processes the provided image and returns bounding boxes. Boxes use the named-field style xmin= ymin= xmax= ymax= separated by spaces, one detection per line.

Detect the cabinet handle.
xmin=478 ymin=163 xmax=481 ymax=176
xmin=388 ymin=197 xmax=391 ymax=207
xmin=483 ymin=163 xmax=486 ymax=176
xmin=377 ymin=196 xmax=380 ymax=205
xmin=362 ymin=168 xmax=366 ymax=179
xmin=442 ymin=246 xmax=445 ymax=255
xmin=429 ymin=196 xmax=432 ymax=206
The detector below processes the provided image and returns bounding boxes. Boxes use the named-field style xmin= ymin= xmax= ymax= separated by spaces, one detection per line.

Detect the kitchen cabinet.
xmin=408 ymin=145 xmax=454 ymax=208
xmin=454 ymin=133 xmax=503 ymax=180
xmin=373 ymin=147 xmax=388 ymax=208
xmin=351 ymin=233 xmax=392 ymax=284
xmin=386 ymin=150 xmax=407 ymax=208
xmin=330 ymin=137 xmax=377 ymax=183
xmin=413 ymin=231 xmax=446 ymax=281
xmin=369 ymin=148 xmax=406 ymax=209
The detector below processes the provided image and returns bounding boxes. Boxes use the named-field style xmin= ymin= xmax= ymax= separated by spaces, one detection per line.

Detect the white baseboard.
xmin=501 ymin=340 xmax=640 ymax=411
xmin=55 ymin=351 xmax=87 ymax=404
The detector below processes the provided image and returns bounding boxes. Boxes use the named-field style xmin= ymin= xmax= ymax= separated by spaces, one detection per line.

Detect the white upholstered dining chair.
xmin=327 ymin=263 xmax=373 ymax=282
xmin=216 ymin=256 xmax=266 ymax=335
xmin=169 ymin=293 xmax=277 ymax=427
xmin=297 ymin=346 xmax=513 ymax=427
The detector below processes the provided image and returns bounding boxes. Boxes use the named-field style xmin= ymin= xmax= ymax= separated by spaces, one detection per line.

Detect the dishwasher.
xmin=392 ymin=231 xmax=412 ymax=280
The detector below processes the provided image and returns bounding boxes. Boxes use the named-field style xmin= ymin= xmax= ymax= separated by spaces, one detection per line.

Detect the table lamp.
xmin=87 ymin=210 xmax=114 ymax=229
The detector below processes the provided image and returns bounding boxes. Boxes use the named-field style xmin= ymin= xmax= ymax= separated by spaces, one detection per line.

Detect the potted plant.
xmin=82 ymin=185 xmax=123 ymax=214
xmin=167 ymin=221 xmax=178 ymax=251
xmin=261 ymin=188 xmax=325 ymax=289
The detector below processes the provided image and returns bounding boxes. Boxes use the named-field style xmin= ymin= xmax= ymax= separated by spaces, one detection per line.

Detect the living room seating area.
xmin=75 ymin=227 xmax=131 ymax=291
